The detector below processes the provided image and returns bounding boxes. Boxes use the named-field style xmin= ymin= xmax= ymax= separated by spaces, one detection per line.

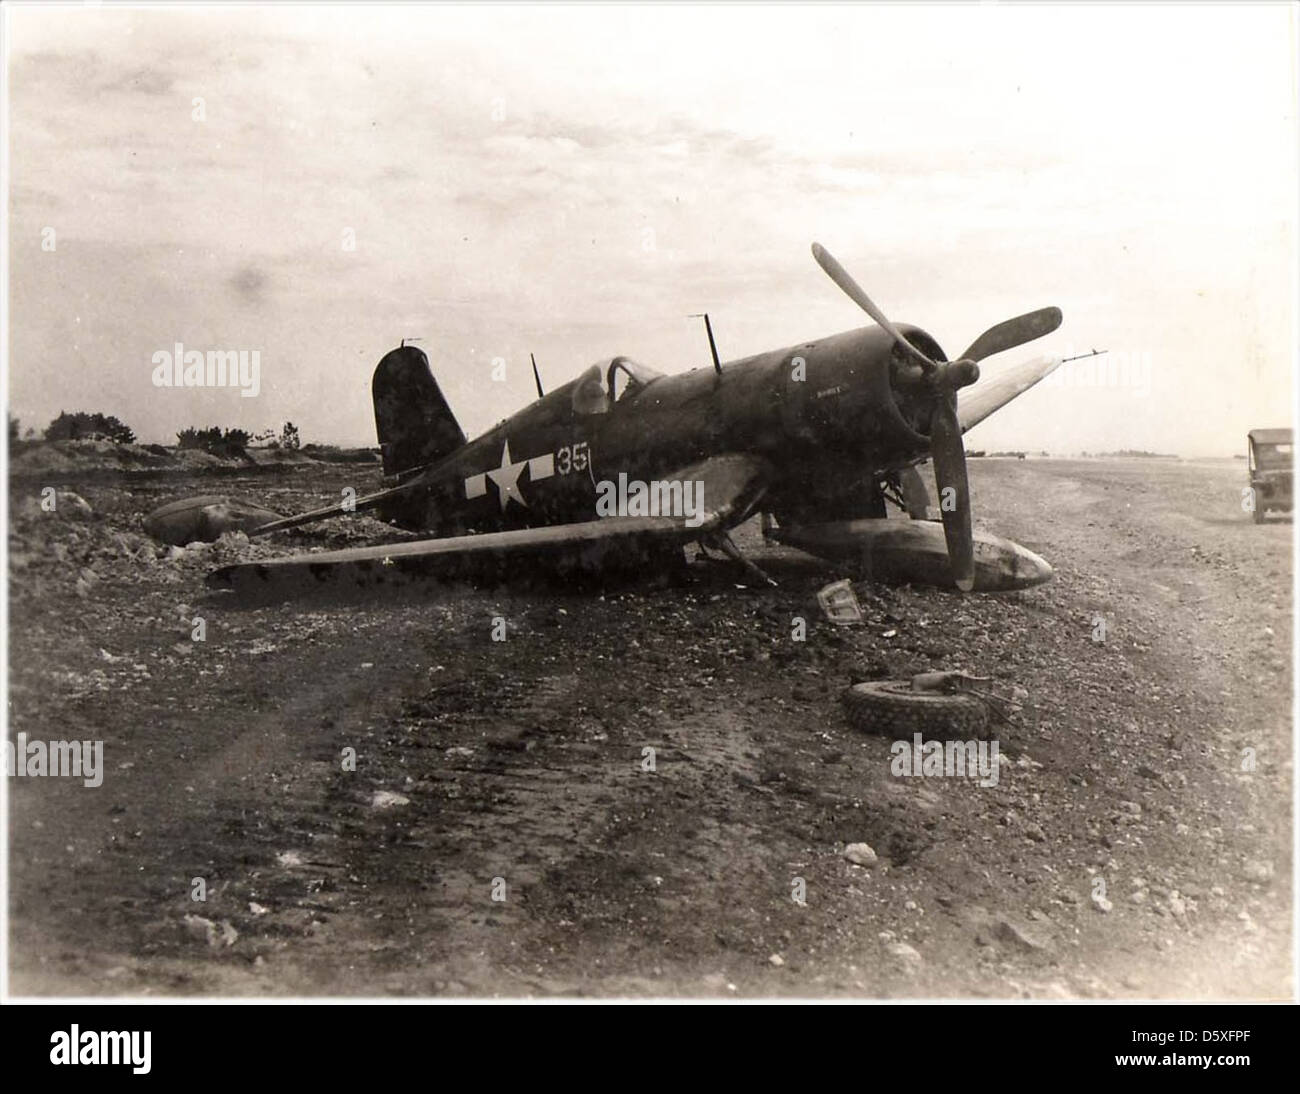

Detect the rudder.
xmin=372 ymin=345 xmax=465 ymax=480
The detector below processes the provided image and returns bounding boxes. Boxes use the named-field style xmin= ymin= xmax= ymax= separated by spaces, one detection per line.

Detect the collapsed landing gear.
xmin=880 ymin=466 xmax=934 ymax=520
xmin=698 ymin=530 xmax=777 ymax=587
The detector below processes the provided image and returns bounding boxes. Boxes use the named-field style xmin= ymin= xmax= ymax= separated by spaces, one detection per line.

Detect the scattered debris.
xmin=816 ymin=579 xmax=863 ymax=625
xmin=1241 ymin=859 xmax=1274 ymax=884
xmin=843 ymin=678 xmax=989 ymax=737
xmin=844 ymin=842 xmax=878 ymax=867
xmin=886 ymin=941 xmax=922 ymax=970
xmin=183 ymin=915 xmax=238 ymax=948
xmin=993 ymin=915 xmax=1053 ymax=954
xmin=56 ymin=491 xmax=94 ymax=520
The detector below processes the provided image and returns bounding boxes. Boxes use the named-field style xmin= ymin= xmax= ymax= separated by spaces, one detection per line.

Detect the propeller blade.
xmin=959 ymin=307 xmax=1062 ymax=363
xmin=929 ymin=398 xmax=975 ymax=591
xmin=811 ymin=243 xmax=939 ymax=374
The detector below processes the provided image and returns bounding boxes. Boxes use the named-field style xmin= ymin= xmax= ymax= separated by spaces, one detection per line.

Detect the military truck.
xmin=1247 ymin=428 xmax=1292 ymax=524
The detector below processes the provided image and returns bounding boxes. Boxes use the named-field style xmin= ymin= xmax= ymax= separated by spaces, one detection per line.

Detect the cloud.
xmin=5 ymin=4 xmax=1294 ymax=454
xmin=228 ymin=265 xmax=268 ymax=305
xmin=99 ymin=65 xmax=180 ymax=96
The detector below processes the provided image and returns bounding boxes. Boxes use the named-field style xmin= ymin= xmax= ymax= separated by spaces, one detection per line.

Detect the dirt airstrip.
xmin=6 ymin=455 xmax=1292 ymax=998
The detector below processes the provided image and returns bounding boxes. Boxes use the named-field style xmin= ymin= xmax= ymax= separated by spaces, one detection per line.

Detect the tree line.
xmin=9 ymin=412 xmax=301 ymax=454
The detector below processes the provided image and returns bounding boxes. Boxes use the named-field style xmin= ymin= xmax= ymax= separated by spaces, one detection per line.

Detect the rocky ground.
xmin=6 ymin=456 xmax=1292 ymax=998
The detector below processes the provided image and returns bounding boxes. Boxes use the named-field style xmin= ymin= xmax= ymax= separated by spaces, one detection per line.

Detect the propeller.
xmin=810 ymin=243 xmax=939 ymax=376
xmin=811 ymin=242 xmax=1061 ymax=591
xmin=959 ymin=307 xmax=1063 ymax=363
xmin=928 ymin=395 xmax=974 ymax=590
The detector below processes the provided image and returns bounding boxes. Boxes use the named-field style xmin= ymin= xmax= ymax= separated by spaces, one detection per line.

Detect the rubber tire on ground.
xmin=842 ymin=680 xmax=989 ymax=738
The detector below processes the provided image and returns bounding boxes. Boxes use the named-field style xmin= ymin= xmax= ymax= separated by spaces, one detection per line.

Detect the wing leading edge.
xmin=956 ymin=354 xmax=1063 ymax=434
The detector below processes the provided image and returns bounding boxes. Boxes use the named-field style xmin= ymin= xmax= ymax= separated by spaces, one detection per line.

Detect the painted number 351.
xmin=555 ymin=441 xmax=589 ymax=474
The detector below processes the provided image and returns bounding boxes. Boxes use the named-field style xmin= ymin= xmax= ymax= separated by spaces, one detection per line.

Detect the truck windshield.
xmin=1257 ymin=444 xmax=1292 ymax=468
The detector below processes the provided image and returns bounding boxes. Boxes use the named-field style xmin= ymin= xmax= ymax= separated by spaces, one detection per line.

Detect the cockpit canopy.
xmin=571 ymin=355 xmax=665 ymax=415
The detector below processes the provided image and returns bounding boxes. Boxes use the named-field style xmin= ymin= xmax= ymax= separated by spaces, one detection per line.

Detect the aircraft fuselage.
xmin=384 ymin=324 xmax=947 ymax=535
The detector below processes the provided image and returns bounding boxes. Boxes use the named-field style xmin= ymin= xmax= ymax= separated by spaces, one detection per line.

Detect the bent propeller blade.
xmin=929 ymin=398 xmax=975 ymax=591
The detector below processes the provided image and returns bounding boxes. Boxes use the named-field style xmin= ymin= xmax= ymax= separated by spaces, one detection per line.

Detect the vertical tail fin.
xmin=372 ymin=345 xmax=465 ymax=480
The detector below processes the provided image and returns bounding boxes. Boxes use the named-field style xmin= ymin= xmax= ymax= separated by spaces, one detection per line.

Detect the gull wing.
xmin=957 ymin=355 xmax=1063 ymax=434
xmin=208 ymin=453 xmax=770 ymax=588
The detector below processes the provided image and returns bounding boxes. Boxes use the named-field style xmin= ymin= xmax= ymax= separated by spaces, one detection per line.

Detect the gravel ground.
xmin=6 ymin=456 xmax=1291 ymax=998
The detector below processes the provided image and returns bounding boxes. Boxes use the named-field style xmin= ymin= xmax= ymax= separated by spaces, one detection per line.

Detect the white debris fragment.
xmin=844 ymin=842 xmax=878 ymax=867
xmin=1241 ymin=859 xmax=1274 ymax=883
xmin=817 ymin=579 xmax=864 ymax=625
xmin=183 ymin=914 xmax=238 ymax=948
xmin=886 ymin=941 xmax=922 ymax=968
xmin=56 ymin=491 xmax=94 ymax=520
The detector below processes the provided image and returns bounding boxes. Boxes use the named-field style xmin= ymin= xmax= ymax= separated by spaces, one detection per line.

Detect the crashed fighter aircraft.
xmin=149 ymin=244 xmax=1068 ymax=592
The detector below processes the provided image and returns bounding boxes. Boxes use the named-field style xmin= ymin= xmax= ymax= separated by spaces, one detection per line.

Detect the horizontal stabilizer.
xmin=145 ymin=495 xmax=283 ymax=546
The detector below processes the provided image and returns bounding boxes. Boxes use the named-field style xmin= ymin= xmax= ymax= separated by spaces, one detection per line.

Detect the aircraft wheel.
xmin=842 ymin=680 xmax=989 ymax=739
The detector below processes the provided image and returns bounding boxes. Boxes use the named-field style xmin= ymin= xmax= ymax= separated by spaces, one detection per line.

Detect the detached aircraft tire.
xmin=842 ymin=680 xmax=989 ymax=739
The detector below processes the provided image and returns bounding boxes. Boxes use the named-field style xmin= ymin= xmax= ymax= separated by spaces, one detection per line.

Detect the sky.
xmin=5 ymin=3 xmax=1297 ymax=455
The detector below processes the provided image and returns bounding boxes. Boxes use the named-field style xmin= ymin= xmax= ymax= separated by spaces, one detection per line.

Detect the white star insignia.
xmin=487 ymin=440 xmax=528 ymax=510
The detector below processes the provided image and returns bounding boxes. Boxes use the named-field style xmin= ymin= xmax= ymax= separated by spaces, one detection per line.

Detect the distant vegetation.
xmin=11 ymin=413 xmax=374 ymax=462
xmin=177 ymin=420 xmax=302 ymax=456
xmin=44 ymin=411 xmax=136 ymax=444
xmin=981 ymin=450 xmax=1053 ymax=459
xmin=176 ymin=426 xmax=253 ymax=457
xmin=301 ymin=444 xmax=379 ymax=463
xmin=1083 ymin=449 xmax=1178 ymax=459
